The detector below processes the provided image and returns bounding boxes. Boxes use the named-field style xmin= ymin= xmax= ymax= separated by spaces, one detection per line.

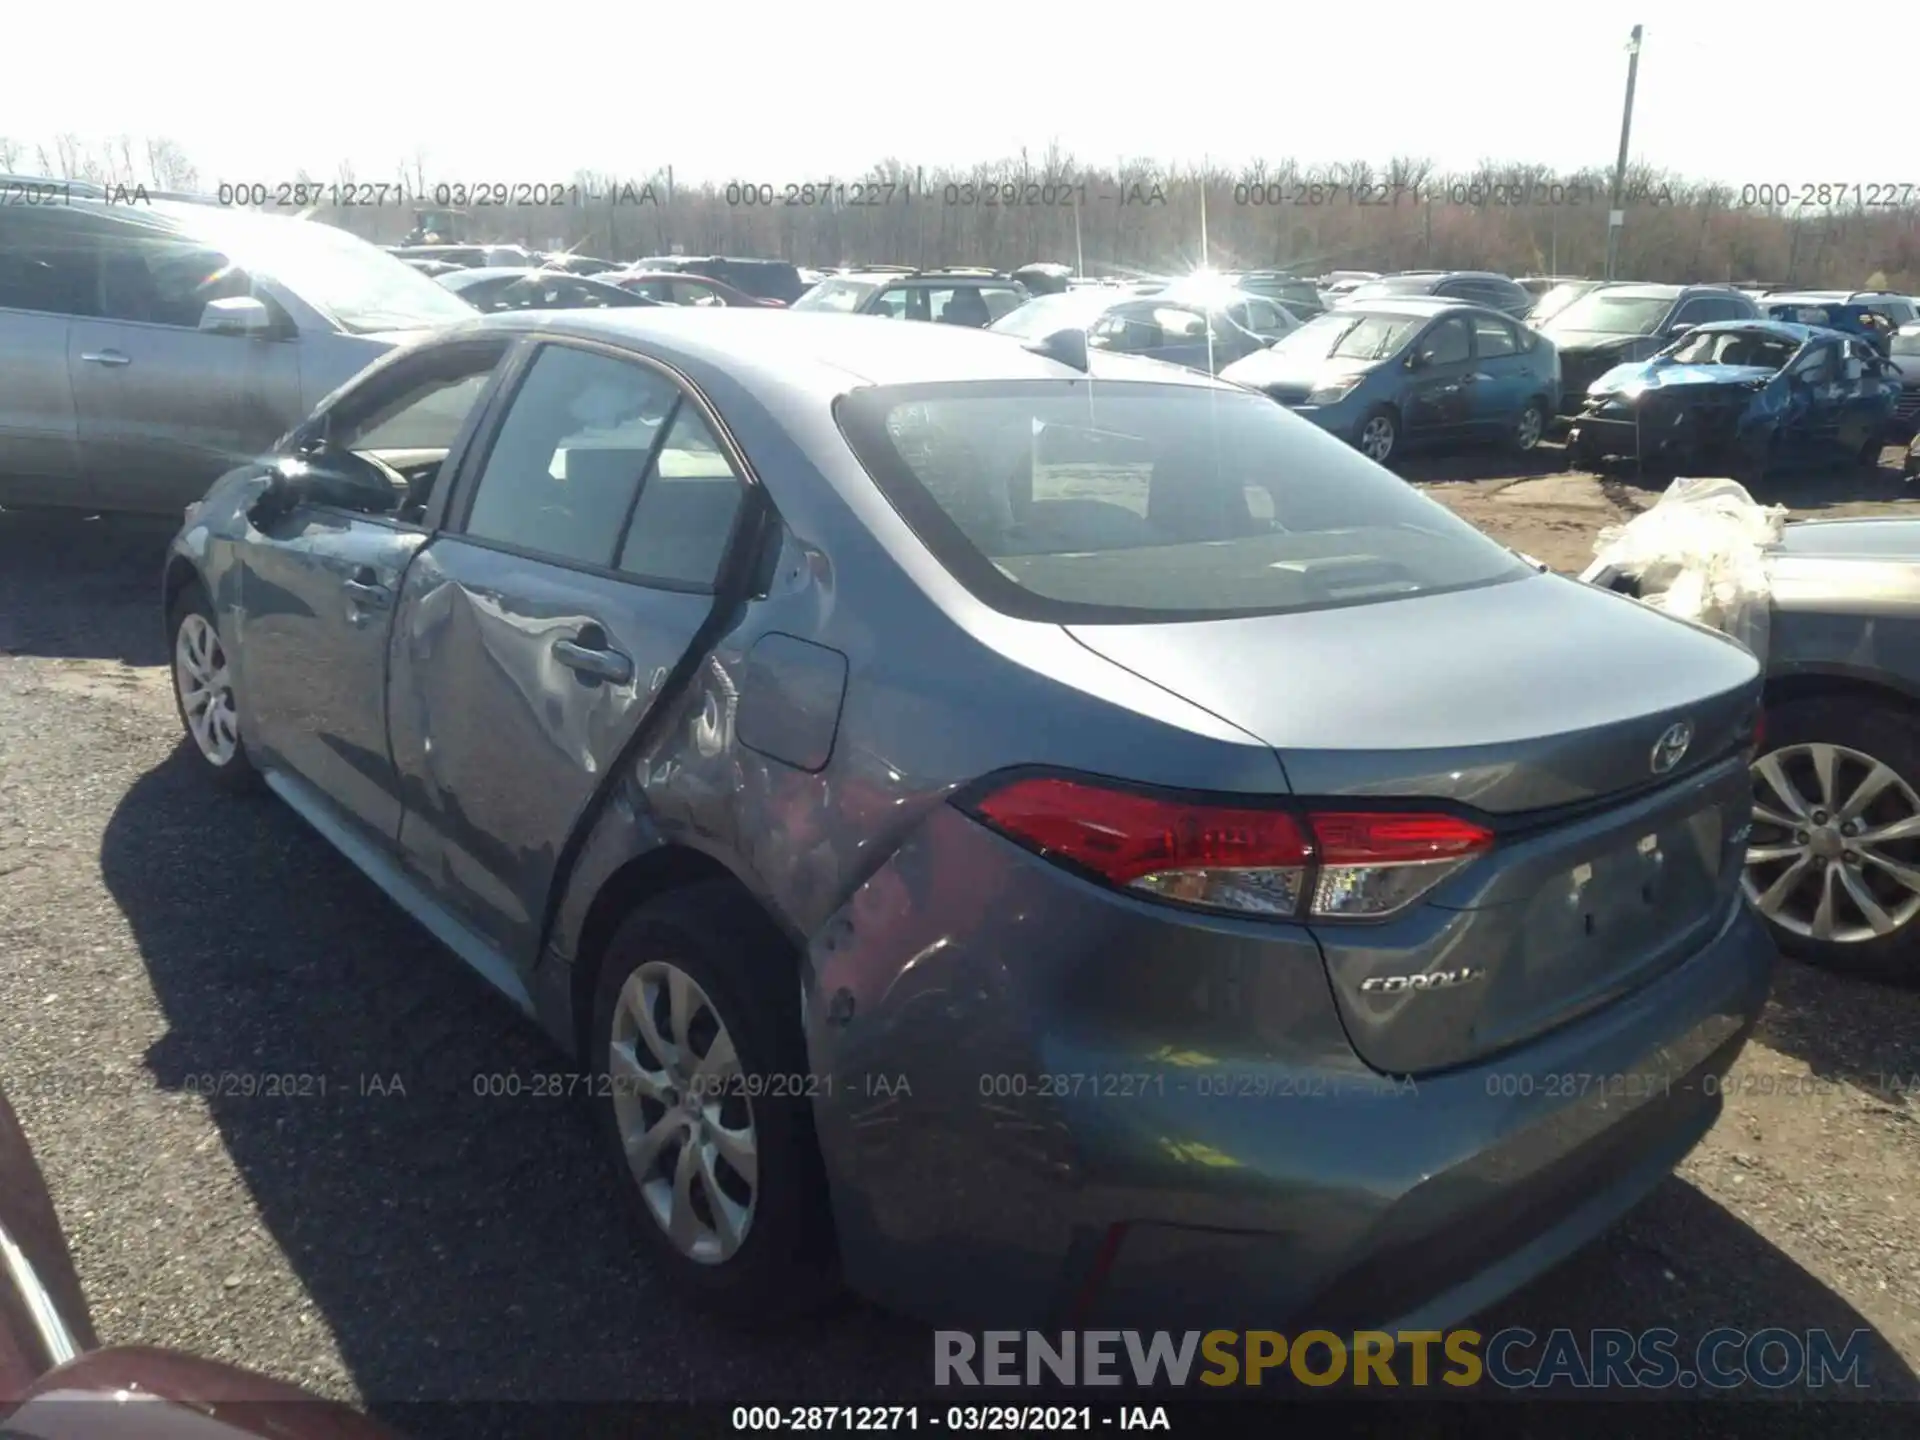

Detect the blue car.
xmin=1763 ymin=291 xmax=1916 ymax=356
xmin=1566 ymin=320 xmax=1902 ymax=479
xmin=1219 ymin=297 xmax=1561 ymax=465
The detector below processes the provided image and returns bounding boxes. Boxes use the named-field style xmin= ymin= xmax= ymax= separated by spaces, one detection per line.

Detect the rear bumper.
xmin=803 ymin=806 xmax=1774 ymax=1331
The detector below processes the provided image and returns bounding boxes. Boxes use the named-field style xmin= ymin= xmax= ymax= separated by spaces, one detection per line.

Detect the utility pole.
xmin=1604 ymin=24 xmax=1644 ymax=281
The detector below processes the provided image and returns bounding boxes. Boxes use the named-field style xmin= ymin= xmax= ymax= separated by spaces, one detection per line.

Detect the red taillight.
xmin=968 ymin=776 xmax=1493 ymax=922
xmin=1750 ymin=708 xmax=1766 ymax=757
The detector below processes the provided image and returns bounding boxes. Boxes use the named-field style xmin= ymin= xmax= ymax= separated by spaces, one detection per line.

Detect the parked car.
xmin=1220 ymin=297 xmax=1560 ymax=464
xmin=603 ymin=271 xmax=781 ymax=308
xmin=1333 ymin=271 xmax=1534 ymax=320
xmin=1894 ymin=322 xmax=1920 ymax=438
xmin=536 ymin=253 xmax=623 ymax=276
xmin=1538 ymin=284 xmax=1761 ymax=417
xmin=1585 ymin=516 xmax=1920 ymax=980
xmin=0 ymin=185 xmax=478 ymax=515
xmin=1 ymin=1084 xmax=401 ymax=1431
xmin=637 ymin=255 xmax=808 ymax=305
xmin=1229 ymin=271 xmax=1327 ymax=318
xmin=1012 ymin=262 xmax=1074 ymax=296
xmin=400 ymin=257 xmax=466 ymax=278
xmin=1519 ymin=274 xmax=1588 ymax=299
xmin=1762 ymin=292 xmax=1916 ymax=356
xmin=789 ymin=268 xmax=1029 ymax=326
xmin=1527 ymin=279 xmax=1606 ymax=328
xmin=1565 ymin=322 xmax=1901 ymax=478
xmin=990 ymin=283 xmax=1297 ymax=374
xmin=388 ymin=243 xmax=536 ymax=269
xmin=437 ymin=267 xmax=661 ymax=312
xmin=161 ymin=306 xmax=1770 ymax=1333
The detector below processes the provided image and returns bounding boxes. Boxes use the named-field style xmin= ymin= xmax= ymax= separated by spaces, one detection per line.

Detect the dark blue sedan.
xmin=1219 ymin=298 xmax=1562 ymax=465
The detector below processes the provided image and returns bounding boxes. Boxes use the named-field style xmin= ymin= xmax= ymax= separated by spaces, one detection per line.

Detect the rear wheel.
xmin=1512 ymin=399 xmax=1546 ymax=453
xmin=1356 ymin=408 xmax=1398 ymax=465
xmin=1745 ymin=694 xmax=1920 ymax=982
xmin=588 ymin=881 xmax=840 ymax=1320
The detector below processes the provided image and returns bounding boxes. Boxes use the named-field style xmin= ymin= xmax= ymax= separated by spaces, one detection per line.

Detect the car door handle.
xmin=80 ymin=350 xmax=131 ymax=367
xmin=553 ymin=637 xmax=633 ymax=685
xmin=342 ymin=578 xmax=391 ymax=609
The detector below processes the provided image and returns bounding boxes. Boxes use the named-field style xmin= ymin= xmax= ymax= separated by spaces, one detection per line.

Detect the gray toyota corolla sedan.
xmin=162 ymin=308 xmax=1773 ymax=1331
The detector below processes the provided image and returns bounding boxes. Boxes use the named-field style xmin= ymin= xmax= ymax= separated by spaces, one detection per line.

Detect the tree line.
xmin=9 ymin=134 xmax=1920 ymax=290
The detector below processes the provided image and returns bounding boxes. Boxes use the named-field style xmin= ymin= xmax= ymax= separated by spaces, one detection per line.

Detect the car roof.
xmin=447 ymin=267 xmax=586 ymax=282
xmin=1685 ymin=319 xmax=1831 ymax=344
xmin=466 ymin=308 xmax=1233 ymax=399
xmin=1339 ymin=296 xmax=1514 ymax=318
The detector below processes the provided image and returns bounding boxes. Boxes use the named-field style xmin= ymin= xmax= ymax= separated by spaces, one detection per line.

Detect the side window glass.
xmin=869 ymin=286 xmax=910 ymax=319
xmin=98 ymin=237 xmax=253 ymax=328
xmin=616 ymin=405 xmax=747 ymax=587
xmin=1417 ymin=318 xmax=1471 ymax=366
xmin=1471 ymin=316 xmax=1518 ymax=356
xmin=464 ymin=346 xmax=680 ymax=567
xmin=0 ymin=214 xmax=98 ymax=317
xmin=338 ymin=366 xmax=499 ymax=453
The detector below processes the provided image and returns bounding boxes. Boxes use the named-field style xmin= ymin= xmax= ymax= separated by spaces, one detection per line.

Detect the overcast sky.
xmin=5 ymin=2 xmax=1909 ymax=188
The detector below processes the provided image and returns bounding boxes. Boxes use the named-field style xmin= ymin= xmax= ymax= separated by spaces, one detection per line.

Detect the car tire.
xmin=1355 ymin=407 xmax=1398 ymax=465
xmin=1746 ymin=692 xmax=1920 ymax=983
xmin=167 ymin=586 xmax=258 ymax=790
xmin=1858 ymin=434 xmax=1885 ymax=470
xmin=588 ymin=880 xmax=840 ymax=1322
xmin=1512 ymin=398 xmax=1547 ymax=453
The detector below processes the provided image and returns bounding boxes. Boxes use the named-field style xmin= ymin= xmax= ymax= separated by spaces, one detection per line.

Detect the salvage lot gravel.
xmin=2 ymin=444 xmax=1920 ymax=1427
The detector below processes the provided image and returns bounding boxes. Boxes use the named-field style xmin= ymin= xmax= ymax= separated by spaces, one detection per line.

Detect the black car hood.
xmin=1549 ymin=330 xmax=1658 ymax=355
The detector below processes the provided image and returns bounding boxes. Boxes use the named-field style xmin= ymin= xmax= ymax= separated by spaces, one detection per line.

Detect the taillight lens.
xmin=967 ymin=776 xmax=1493 ymax=922
xmin=1748 ymin=707 xmax=1766 ymax=759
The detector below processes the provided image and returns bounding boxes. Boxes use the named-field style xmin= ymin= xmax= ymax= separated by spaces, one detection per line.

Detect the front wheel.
xmin=168 ymin=587 xmax=257 ymax=789
xmin=1746 ymin=694 xmax=1920 ymax=983
xmin=589 ymin=881 xmax=840 ymax=1321
xmin=1355 ymin=408 xmax=1398 ymax=465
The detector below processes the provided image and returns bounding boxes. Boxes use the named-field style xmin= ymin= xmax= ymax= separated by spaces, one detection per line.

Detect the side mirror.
xmin=251 ymin=448 xmax=398 ymax=523
xmin=1406 ymin=350 xmax=1429 ymax=371
xmin=199 ymin=296 xmax=276 ymax=338
xmin=1668 ymin=324 xmax=1697 ymax=341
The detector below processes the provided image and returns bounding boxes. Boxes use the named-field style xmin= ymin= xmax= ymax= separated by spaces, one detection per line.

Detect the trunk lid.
xmin=1068 ymin=571 xmax=1762 ymax=1073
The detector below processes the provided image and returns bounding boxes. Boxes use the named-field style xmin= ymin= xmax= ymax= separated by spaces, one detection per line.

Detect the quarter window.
xmin=616 ymin=406 xmax=747 ymax=587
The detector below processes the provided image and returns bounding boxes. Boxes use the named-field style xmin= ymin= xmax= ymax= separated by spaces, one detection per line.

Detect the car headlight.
xmin=1305 ymin=376 xmax=1363 ymax=404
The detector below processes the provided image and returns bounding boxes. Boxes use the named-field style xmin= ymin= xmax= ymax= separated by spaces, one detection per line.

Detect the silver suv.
xmin=0 ymin=180 xmax=478 ymax=515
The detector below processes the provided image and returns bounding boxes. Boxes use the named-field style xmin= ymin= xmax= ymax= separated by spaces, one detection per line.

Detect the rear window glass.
xmin=835 ymin=380 xmax=1528 ymax=623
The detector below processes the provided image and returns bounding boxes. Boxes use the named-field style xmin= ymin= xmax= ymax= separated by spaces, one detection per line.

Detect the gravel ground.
xmin=2 ymin=454 xmax=1919 ymax=1426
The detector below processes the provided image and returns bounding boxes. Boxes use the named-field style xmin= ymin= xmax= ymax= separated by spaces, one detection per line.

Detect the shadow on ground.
xmin=0 ymin=509 xmax=175 ymax=664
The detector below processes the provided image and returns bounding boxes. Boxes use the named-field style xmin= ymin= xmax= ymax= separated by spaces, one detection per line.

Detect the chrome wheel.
xmin=1359 ymin=414 xmax=1396 ymax=463
xmin=608 ymin=960 xmax=757 ymax=1264
xmin=1745 ymin=742 xmax=1920 ymax=943
xmin=174 ymin=612 xmax=239 ymax=766
xmin=1515 ymin=404 xmax=1544 ymax=451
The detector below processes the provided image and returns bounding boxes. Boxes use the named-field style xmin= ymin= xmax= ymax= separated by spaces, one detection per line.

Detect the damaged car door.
xmin=236 ymin=337 xmax=516 ymax=849
xmin=385 ymin=340 xmax=754 ymax=969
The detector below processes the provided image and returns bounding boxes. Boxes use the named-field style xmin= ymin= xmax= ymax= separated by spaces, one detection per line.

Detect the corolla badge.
xmin=1359 ymin=967 xmax=1482 ymax=994
xmin=1651 ymin=721 xmax=1693 ymax=775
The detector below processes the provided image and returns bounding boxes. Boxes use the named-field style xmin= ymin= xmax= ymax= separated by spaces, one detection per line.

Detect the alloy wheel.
xmin=1745 ymin=742 xmax=1920 ymax=943
xmin=1359 ymin=415 xmax=1396 ymax=463
xmin=1515 ymin=404 xmax=1544 ymax=451
xmin=174 ymin=613 xmax=240 ymax=766
xmin=608 ymin=959 xmax=758 ymax=1264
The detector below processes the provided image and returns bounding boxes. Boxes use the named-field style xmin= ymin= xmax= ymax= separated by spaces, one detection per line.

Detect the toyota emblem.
xmin=1651 ymin=721 xmax=1693 ymax=775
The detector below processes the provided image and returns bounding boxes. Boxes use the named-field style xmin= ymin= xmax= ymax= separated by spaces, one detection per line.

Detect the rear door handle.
xmin=553 ymin=637 xmax=633 ymax=685
xmin=80 ymin=350 xmax=131 ymax=367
